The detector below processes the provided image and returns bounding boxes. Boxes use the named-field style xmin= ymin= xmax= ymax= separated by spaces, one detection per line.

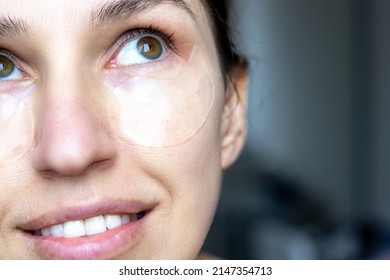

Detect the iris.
xmin=0 ymin=55 xmax=14 ymax=79
xmin=137 ymin=36 xmax=163 ymax=60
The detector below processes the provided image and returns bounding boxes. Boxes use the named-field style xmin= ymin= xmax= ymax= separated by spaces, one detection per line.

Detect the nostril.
xmin=32 ymin=135 xmax=117 ymax=177
xmin=31 ymin=96 xmax=117 ymax=177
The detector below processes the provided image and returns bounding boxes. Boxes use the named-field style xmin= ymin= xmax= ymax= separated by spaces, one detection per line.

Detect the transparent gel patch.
xmin=110 ymin=47 xmax=214 ymax=147
xmin=0 ymin=89 xmax=34 ymax=167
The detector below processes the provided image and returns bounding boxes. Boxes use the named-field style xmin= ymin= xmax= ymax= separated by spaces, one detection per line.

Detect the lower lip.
xmin=24 ymin=216 xmax=147 ymax=259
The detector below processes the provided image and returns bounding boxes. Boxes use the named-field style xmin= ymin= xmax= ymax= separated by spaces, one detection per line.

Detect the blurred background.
xmin=203 ymin=0 xmax=390 ymax=259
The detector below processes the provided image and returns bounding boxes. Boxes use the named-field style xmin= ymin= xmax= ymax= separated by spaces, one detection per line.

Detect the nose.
xmin=32 ymin=79 xmax=117 ymax=177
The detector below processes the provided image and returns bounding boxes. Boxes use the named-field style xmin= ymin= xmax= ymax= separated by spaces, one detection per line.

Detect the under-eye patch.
xmin=107 ymin=46 xmax=215 ymax=147
xmin=0 ymin=87 xmax=34 ymax=166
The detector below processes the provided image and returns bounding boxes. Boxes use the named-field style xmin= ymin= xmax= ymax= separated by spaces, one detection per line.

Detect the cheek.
xmin=127 ymin=84 xmax=225 ymax=258
xmin=138 ymin=80 xmax=224 ymax=204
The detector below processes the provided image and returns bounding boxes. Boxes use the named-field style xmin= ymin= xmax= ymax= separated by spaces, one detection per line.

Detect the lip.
xmin=17 ymin=200 xmax=156 ymax=259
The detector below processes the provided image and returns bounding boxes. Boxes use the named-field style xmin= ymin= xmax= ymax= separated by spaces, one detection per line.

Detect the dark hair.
xmin=202 ymin=0 xmax=243 ymax=76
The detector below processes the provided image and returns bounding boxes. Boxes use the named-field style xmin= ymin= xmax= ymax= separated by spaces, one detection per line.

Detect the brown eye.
xmin=0 ymin=53 xmax=23 ymax=81
xmin=0 ymin=55 xmax=15 ymax=79
xmin=137 ymin=36 xmax=163 ymax=60
xmin=116 ymin=34 xmax=167 ymax=66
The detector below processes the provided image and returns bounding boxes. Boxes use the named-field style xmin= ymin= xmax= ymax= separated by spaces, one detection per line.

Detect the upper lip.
xmin=17 ymin=199 xmax=157 ymax=231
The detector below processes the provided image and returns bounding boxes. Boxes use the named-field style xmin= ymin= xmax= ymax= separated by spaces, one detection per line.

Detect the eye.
xmin=116 ymin=35 xmax=167 ymax=66
xmin=0 ymin=54 xmax=24 ymax=81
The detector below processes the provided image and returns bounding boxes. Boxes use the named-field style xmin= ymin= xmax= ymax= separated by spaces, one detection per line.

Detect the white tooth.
xmin=85 ymin=215 xmax=106 ymax=235
xmin=50 ymin=224 xmax=64 ymax=237
xmin=63 ymin=220 xmax=86 ymax=237
xmin=104 ymin=215 xmax=122 ymax=229
xmin=121 ymin=215 xmax=130 ymax=224
xmin=41 ymin=227 xmax=51 ymax=237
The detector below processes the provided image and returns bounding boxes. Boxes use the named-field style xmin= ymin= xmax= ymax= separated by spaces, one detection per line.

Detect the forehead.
xmin=0 ymin=0 xmax=209 ymax=35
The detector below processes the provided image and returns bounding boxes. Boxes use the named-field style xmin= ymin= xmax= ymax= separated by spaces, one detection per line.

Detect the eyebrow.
xmin=0 ymin=15 xmax=28 ymax=39
xmin=91 ymin=0 xmax=195 ymax=26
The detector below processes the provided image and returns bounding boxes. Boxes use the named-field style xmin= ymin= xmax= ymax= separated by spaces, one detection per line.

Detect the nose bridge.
xmin=41 ymin=84 xmax=94 ymax=144
xmin=41 ymin=47 xmax=94 ymax=137
xmin=32 ymin=46 xmax=116 ymax=176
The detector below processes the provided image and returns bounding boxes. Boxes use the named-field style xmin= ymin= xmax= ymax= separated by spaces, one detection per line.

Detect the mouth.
xmin=29 ymin=211 xmax=146 ymax=238
xmin=18 ymin=201 xmax=154 ymax=259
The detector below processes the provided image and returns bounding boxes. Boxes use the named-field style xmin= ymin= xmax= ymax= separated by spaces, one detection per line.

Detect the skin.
xmin=0 ymin=0 xmax=248 ymax=259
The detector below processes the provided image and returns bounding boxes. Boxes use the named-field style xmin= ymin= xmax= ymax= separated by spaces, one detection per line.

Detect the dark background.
xmin=203 ymin=0 xmax=390 ymax=260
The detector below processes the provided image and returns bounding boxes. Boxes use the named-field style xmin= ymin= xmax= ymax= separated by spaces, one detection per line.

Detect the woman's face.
xmin=0 ymin=0 xmax=247 ymax=259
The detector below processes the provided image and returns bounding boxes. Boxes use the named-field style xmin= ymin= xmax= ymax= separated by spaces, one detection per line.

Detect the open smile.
xmin=32 ymin=211 xmax=146 ymax=238
xmin=17 ymin=200 xmax=155 ymax=259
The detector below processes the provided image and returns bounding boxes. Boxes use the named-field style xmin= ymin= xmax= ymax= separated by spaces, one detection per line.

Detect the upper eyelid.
xmin=119 ymin=26 xmax=176 ymax=48
xmin=122 ymin=28 xmax=175 ymax=47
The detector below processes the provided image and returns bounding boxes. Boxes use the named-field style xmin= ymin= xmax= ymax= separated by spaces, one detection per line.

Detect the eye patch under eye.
xmin=0 ymin=87 xmax=35 ymax=168
xmin=107 ymin=46 xmax=215 ymax=147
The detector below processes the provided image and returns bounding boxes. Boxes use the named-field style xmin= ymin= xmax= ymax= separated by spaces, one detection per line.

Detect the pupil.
xmin=137 ymin=37 xmax=163 ymax=60
xmin=0 ymin=56 xmax=14 ymax=78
